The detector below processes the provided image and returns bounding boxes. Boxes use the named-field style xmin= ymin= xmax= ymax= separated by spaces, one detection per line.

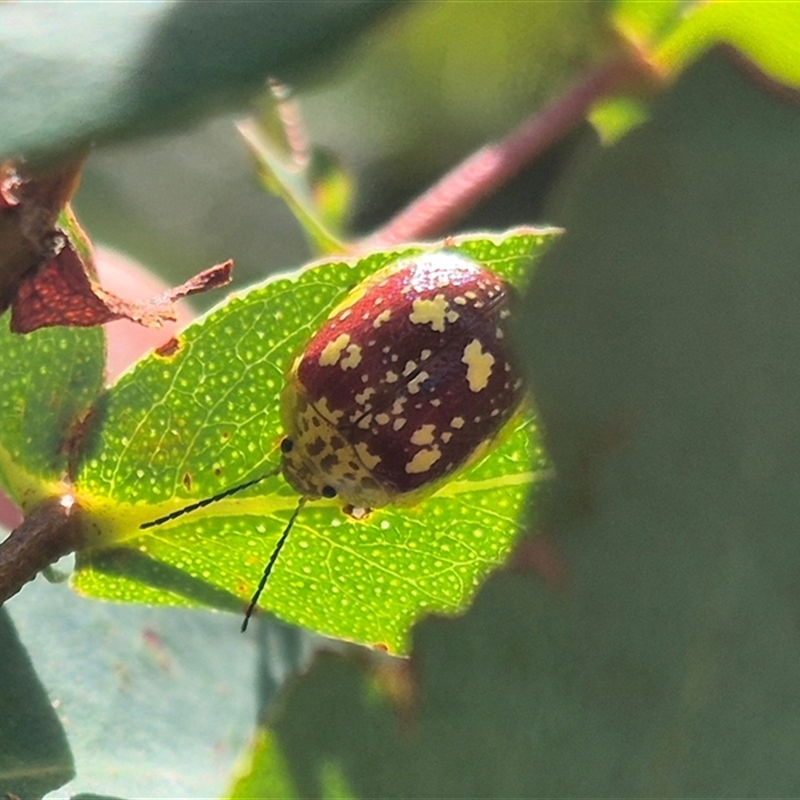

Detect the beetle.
xmin=141 ymin=251 xmax=525 ymax=630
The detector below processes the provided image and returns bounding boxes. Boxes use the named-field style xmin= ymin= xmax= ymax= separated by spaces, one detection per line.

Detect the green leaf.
xmin=6 ymin=579 xmax=272 ymax=798
xmin=0 ymin=1 xmax=400 ymax=161
xmin=611 ymin=0 xmax=685 ymax=48
xmin=588 ymin=1 xmax=685 ymax=143
xmin=227 ymin=729 xmax=299 ymax=800
xmin=656 ymin=1 xmax=800 ymax=87
xmin=588 ymin=95 xmax=652 ymax=145
xmin=0 ymin=316 xmax=104 ymax=509
xmin=225 ymin=52 xmax=800 ymax=797
xmin=73 ymin=229 xmax=558 ymax=653
xmin=0 ymin=608 xmax=74 ymax=799
xmin=594 ymin=1 xmax=800 ymax=144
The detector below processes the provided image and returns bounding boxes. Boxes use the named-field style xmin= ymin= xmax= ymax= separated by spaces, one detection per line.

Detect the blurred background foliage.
xmin=71 ymin=1 xmax=613 ymax=298
xmin=68 ymin=0 xmax=800 ymax=302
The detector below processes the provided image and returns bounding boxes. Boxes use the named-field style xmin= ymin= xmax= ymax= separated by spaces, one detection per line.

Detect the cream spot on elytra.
xmin=373 ymin=309 xmax=391 ymax=329
xmin=410 ymin=424 xmax=436 ymax=446
xmin=340 ymin=344 xmax=362 ymax=370
xmin=451 ymin=416 xmax=465 ymax=429
xmin=316 ymin=397 xmax=343 ymax=424
xmin=385 ymin=371 xmax=399 ymax=384
xmin=319 ymin=334 xmax=350 ymax=367
xmin=405 ymin=446 xmax=442 ymax=474
xmin=409 ymin=294 xmax=452 ymax=332
xmin=391 ymin=398 xmax=407 ymax=415
xmin=355 ymin=442 xmax=381 ymax=469
xmin=355 ymin=388 xmax=375 ymax=405
xmin=407 ymin=371 xmax=430 ymax=395
xmin=462 ymin=339 xmax=494 ymax=392
xmin=393 ymin=418 xmax=407 ymax=431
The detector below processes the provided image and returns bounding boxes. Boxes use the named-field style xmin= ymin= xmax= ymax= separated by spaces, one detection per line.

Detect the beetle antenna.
xmin=139 ymin=465 xmax=282 ymax=530
xmin=241 ymin=497 xmax=307 ymax=632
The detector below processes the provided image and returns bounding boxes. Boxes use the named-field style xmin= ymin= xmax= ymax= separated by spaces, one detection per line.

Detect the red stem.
xmin=363 ymin=52 xmax=654 ymax=248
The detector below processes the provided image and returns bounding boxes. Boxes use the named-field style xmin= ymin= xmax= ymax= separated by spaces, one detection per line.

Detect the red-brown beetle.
xmin=280 ymin=251 xmax=524 ymax=509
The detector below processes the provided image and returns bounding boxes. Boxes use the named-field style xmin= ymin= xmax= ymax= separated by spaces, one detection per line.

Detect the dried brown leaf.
xmin=11 ymin=249 xmax=232 ymax=333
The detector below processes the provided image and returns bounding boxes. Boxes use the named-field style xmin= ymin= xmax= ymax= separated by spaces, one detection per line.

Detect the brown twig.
xmin=363 ymin=51 xmax=658 ymax=249
xmin=0 ymin=495 xmax=85 ymax=605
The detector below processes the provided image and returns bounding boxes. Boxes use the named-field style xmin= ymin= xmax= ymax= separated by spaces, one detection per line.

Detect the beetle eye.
xmin=321 ymin=485 xmax=337 ymax=499
xmin=280 ymin=438 xmax=294 ymax=454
